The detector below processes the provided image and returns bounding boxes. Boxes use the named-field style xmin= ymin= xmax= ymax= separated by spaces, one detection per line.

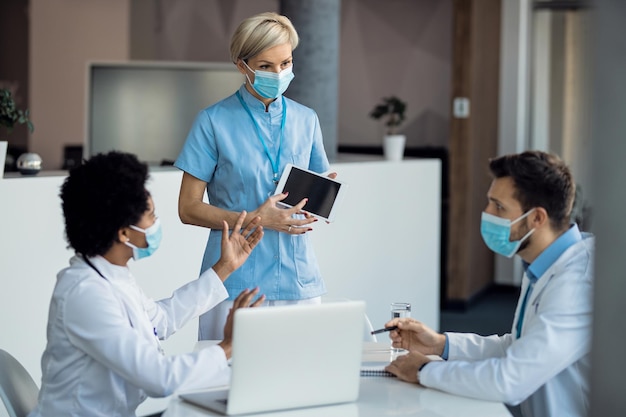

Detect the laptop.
xmin=180 ymin=301 xmax=366 ymax=415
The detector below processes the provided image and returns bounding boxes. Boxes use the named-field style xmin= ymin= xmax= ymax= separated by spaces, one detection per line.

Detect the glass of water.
xmin=391 ymin=302 xmax=411 ymax=320
xmin=390 ymin=302 xmax=411 ymax=354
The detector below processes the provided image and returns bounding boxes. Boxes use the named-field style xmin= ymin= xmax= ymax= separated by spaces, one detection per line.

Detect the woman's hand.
xmin=212 ymin=211 xmax=263 ymax=281
xmin=252 ymin=193 xmax=317 ymax=234
xmin=219 ymin=287 xmax=265 ymax=358
xmin=384 ymin=318 xmax=446 ymax=356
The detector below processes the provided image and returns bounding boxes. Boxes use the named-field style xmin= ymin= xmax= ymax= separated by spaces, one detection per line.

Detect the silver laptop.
xmin=180 ymin=301 xmax=365 ymax=415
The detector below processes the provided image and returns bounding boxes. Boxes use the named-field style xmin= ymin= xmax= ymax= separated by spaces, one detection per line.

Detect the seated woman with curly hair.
xmin=29 ymin=151 xmax=264 ymax=417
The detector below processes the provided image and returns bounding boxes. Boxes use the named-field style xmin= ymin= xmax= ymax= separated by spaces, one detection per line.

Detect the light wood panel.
xmin=447 ymin=0 xmax=501 ymax=305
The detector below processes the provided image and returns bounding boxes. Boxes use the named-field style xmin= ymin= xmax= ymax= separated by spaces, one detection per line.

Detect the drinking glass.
xmin=390 ymin=302 xmax=411 ymax=354
xmin=391 ymin=302 xmax=411 ymax=320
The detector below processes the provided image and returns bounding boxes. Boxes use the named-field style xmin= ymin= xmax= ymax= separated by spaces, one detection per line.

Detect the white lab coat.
xmin=29 ymin=255 xmax=230 ymax=417
xmin=420 ymin=234 xmax=594 ymax=417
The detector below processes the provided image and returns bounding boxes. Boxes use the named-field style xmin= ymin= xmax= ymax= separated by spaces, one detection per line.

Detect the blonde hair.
xmin=229 ymin=12 xmax=299 ymax=63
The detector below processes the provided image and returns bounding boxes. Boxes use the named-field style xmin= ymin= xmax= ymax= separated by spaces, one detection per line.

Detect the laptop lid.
xmin=182 ymin=301 xmax=365 ymax=415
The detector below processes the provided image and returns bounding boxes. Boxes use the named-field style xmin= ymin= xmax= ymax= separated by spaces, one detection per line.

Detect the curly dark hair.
xmin=489 ymin=150 xmax=575 ymax=231
xmin=60 ymin=151 xmax=150 ymax=257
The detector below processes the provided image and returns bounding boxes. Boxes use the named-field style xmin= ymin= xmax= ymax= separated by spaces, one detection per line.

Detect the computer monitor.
xmin=86 ymin=61 xmax=244 ymax=166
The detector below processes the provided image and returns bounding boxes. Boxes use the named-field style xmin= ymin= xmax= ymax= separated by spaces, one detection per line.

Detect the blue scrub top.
xmin=175 ymin=84 xmax=330 ymax=300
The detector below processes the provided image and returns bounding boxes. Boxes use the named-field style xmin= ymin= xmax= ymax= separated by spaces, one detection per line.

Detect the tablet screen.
xmin=279 ymin=166 xmax=342 ymax=220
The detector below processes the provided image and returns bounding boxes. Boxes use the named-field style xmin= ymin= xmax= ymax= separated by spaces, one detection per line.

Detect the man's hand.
xmin=384 ymin=318 xmax=446 ymax=356
xmin=213 ymin=211 xmax=263 ymax=281
xmin=218 ymin=288 xmax=265 ymax=358
xmin=385 ymin=351 xmax=430 ymax=383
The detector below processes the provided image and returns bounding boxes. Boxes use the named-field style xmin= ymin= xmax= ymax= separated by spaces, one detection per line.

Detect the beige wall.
xmin=339 ymin=0 xmax=452 ymax=148
xmin=0 ymin=0 xmax=30 ymax=152
xmin=27 ymin=0 xmax=451 ymax=168
xmin=133 ymin=0 xmax=452 ymax=148
xmin=29 ymin=0 xmax=130 ymax=169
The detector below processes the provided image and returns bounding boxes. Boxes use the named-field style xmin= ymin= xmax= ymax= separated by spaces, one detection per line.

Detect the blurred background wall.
xmin=1 ymin=0 xmax=452 ymax=170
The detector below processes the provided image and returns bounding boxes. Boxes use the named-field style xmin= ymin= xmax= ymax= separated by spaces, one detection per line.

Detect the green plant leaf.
xmin=0 ymin=88 xmax=34 ymax=133
xmin=369 ymin=96 xmax=407 ymax=133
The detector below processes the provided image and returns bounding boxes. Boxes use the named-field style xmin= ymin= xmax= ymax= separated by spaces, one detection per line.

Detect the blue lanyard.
xmin=236 ymin=91 xmax=286 ymax=183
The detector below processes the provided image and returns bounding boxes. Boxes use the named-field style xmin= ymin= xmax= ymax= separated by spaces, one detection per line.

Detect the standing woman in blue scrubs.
xmin=174 ymin=12 xmax=335 ymax=340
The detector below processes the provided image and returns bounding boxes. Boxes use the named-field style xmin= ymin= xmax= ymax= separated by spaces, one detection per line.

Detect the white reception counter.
xmin=0 ymin=158 xmax=441 ymax=416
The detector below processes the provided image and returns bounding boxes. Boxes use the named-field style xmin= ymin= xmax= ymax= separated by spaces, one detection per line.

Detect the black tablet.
xmin=274 ymin=164 xmax=346 ymax=222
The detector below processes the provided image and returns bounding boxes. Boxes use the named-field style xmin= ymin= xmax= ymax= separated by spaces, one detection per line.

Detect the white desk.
xmin=1 ymin=160 xmax=441 ymax=407
xmin=161 ymin=342 xmax=511 ymax=417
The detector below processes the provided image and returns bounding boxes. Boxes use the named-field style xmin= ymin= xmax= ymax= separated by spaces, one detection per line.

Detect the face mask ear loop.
xmin=511 ymin=209 xmax=536 ymax=250
xmin=241 ymin=59 xmax=254 ymax=85
xmin=241 ymin=59 xmax=268 ymax=97
xmin=518 ymin=227 xmax=535 ymax=243
xmin=129 ymin=225 xmax=146 ymax=234
xmin=511 ymin=208 xmax=536 ymax=226
xmin=125 ymin=225 xmax=143 ymax=254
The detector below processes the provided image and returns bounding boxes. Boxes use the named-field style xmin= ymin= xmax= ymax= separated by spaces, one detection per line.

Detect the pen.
xmin=370 ymin=325 xmax=398 ymax=335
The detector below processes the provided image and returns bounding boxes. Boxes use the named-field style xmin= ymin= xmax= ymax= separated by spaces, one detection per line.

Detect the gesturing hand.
xmin=219 ymin=287 xmax=265 ymax=358
xmin=213 ymin=211 xmax=263 ymax=280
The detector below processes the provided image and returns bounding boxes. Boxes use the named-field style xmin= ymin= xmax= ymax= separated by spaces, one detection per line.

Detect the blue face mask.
xmin=243 ymin=61 xmax=294 ymax=99
xmin=125 ymin=218 xmax=162 ymax=260
xmin=480 ymin=210 xmax=535 ymax=258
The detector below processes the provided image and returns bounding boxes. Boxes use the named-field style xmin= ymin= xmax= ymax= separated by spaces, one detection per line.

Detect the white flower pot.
xmin=0 ymin=141 xmax=7 ymax=179
xmin=383 ymin=135 xmax=405 ymax=161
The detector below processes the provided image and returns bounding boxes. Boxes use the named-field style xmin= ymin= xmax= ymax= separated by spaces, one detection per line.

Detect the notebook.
xmin=179 ymin=301 xmax=366 ymax=415
xmin=359 ymin=342 xmax=401 ymax=377
xmin=360 ymin=363 xmax=396 ymax=377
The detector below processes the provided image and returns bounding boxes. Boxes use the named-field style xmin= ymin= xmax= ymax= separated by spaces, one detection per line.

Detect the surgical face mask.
xmin=480 ymin=209 xmax=535 ymax=258
xmin=125 ymin=218 xmax=162 ymax=260
xmin=243 ymin=60 xmax=294 ymax=99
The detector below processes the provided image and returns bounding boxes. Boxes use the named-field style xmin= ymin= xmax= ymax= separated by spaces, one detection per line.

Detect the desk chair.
xmin=0 ymin=349 xmax=39 ymax=417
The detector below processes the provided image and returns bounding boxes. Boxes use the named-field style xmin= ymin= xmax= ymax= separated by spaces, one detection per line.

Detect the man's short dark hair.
xmin=489 ymin=150 xmax=575 ymax=231
xmin=60 ymin=151 xmax=149 ymax=257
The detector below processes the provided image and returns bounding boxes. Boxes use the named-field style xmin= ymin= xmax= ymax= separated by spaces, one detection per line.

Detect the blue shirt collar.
xmin=522 ymin=223 xmax=582 ymax=283
xmin=238 ymin=84 xmax=283 ymax=114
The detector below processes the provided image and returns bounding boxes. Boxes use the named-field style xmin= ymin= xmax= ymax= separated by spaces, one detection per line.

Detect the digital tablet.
xmin=274 ymin=164 xmax=346 ymax=222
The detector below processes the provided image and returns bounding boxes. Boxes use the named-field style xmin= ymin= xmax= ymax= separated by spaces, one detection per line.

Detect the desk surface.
xmin=162 ymin=342 xmax=511 ymax=417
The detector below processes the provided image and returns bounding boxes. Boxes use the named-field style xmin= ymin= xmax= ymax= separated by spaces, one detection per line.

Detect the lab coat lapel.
xmin=511 ymin=273 xmax=531 ymax=335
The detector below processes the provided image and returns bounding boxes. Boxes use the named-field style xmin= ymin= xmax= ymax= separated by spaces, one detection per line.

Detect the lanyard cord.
xmin=80 ymin=253 xmax=165 ymax=354
xmin=236 ymin=90 xmax=286 ymax=183
xmin=82 ymin=254 xmax=106 ymax=280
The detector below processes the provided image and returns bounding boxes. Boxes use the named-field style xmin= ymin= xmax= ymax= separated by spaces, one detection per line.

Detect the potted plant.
xmin=0 ymin=88 xmax=36 ymax=176
xmin=369 ymin=96 xmax=407 ymax=161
